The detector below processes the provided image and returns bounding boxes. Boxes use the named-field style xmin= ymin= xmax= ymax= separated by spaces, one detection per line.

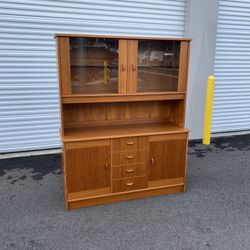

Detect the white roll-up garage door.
xmin=0 ymin=0 xmax=186 ymax=153
xmin=213 ymin=0 xmax=250 ymax=133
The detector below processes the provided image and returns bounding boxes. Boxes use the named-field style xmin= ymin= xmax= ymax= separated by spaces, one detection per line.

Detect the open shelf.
xmin=148 ymin=177 xmax=184 ymax=188
xmin=68 ymin=187 xmax=111 ymax=201
xmin=67 ymin=178 xmax=184 ymax=202
xmin=63 ymin=122 xmax=189 ymax=142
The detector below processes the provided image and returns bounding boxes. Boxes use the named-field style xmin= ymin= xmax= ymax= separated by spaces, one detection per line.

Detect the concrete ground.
xmin=0 ymin=135 xmax=250 ymax=250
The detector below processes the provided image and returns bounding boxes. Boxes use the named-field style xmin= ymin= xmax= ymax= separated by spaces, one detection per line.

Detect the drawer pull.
xmin=151 ymin=158 xmax=155 ymax=165
xmin=121 ymin=64 xmax=126 ymax=71
xmin=126 ymin=169 xmax=134 ymax=173
xmin=126 ymin=182 xmax=134 ymax=186
xmin=126 ymin=155 xmax=134 ymax=159
xmin=126 ymin=141 xmax=135 ymax=145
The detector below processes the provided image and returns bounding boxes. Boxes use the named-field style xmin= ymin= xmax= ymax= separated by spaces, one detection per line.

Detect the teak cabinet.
xmin=56 ymin=34 xmax=191 ymax=210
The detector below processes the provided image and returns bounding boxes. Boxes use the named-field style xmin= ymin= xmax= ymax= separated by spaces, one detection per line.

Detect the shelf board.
xmin=71 ymin=64 xmax=118 ymax=67
xmin=63 ymin=122 xmax=189 ymax=142
xmin=148 ymin=178 xmax=184 ymax=188
xmin=62 ymin=92 xmax=185 ymax=103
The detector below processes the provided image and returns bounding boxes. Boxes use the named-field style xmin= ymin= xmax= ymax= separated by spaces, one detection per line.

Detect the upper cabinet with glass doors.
xmin=137 ymin=40 xmax=180 ymax=92
xmin=56 ymin=35 xmax=191 ymax=96
xmin=70 ymin=37 xmax=119 ymax=94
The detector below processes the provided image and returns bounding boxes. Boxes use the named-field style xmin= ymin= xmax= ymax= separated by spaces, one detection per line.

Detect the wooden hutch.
xmin=56 ymin=34 xmax=191 ymax=210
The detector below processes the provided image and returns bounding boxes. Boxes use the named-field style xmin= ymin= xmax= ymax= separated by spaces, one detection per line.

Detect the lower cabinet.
xmin=64 ymin=133 xmax=188 ymax=209
xmin=65 ymin=140 xmax=111 ymax=193
xmin=148 ymin=134 xmax=187 ymax=182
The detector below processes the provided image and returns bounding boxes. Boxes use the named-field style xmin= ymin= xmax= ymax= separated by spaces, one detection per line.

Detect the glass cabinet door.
xmin=70 ymin=37 xmax=119 ymax=94
xmin=137 ymin=40 xmax=180 ymax=93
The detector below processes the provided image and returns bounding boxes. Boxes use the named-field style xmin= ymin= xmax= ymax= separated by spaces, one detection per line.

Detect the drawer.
xmin=122 ymin=163 xmax=146 ymax=178
xmin=112 ymin=176 xmax=147 ymax=193
xmin=112 ymin=150 xmax=147 ymax=165
xmin=123 ymin=151 xmax=137 ymax=164
xmin=112 ymin=136 xmax=147 ymax=152
xmin=112 ymin=163 xmax=147 ymax=179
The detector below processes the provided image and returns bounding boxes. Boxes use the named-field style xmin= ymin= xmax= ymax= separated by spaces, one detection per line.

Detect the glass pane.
xmin=70 ymin=37 xmax=118 ymax=94
xmin=137 ymin=40 xmax=180 ymax=92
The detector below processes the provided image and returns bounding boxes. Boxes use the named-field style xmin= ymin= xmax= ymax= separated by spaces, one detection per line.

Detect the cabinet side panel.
xmin=182 ymin=42 xmax=190 ymax=128
xmin=58 ymin=37 xmax=71 ymax=95
xmin=62 ymin=144 xmax=68 ymax=210
xmin=178 ymin=41 xmax=189 ymax=92
xmin=169 ymin=100 xmax=185 ymax=127
xmin=183 ymin=133 xmax=189 ymax=191
xmin=56 ymin=37 xmax=65 ymax=136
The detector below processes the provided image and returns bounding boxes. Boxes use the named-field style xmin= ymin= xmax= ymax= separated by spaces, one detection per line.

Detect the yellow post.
xmin=104 ymin=60 xmax=108 ymax=84
xmin=203 ymin=75 xmax=215 ymax=145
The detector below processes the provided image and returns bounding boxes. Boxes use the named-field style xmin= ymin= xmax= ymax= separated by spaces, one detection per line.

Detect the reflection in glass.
xmin=70 ymin=37 xmax=118 ymax=94
xmin=137 ymin=40 xmax=180 ymax=92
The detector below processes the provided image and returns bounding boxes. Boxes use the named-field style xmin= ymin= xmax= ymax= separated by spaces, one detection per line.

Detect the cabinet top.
xmin=55 ymin=33 xmax=192 ymax=41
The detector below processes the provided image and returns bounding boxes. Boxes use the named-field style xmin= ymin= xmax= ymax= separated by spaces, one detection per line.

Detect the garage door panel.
xmin=0 ymin=0 xmax=186 ymax=153
xmin=213 ymin=0 xmax=250 ymax=133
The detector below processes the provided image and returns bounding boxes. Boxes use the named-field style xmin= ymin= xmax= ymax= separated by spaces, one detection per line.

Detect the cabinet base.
xmin=66 ymin=184 xmax=185 ymax=210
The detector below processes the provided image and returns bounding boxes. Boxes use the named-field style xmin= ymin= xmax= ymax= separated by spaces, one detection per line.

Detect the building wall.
xmin=185 ymin=0 xmax=219 ymax=139
xmin=0 ymin=0 xmax=186 ymax=153
xmin=2 ymin=0 xmax=243 ymax=152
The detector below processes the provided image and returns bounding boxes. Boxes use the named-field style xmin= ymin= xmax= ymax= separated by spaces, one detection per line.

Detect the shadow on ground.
xmin=0 ymin=134 xmax=250 ymax=250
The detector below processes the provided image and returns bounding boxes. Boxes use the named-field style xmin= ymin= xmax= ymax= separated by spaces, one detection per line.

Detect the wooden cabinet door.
xmin=148 ymin=134 xmax=187 ymax=181
xmin=127 ymin=39 xmax=190 ymax=94
xmin=57 ymin=37 xmax=128 ymax=95
xmin=65 ymin=140 xmax=111 ymax=193
xmin=127 ymin=40 xmax=138 ymax=94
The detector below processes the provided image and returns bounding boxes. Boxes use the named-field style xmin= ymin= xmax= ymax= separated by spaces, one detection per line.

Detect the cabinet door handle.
xmin=126 ymin=169 xmax=134 ymax=173
xmin=132 ymin=64 xmax=136 ymax=71
xmin=121 ymin=64 xmax=126 ymax=71
xmin=126 ymin=182 xmax=134 ymax=186
xmin=126 ymin=155 xmax=134 ymax=159
xmin=126 ymin=141 xmax=135 ymax=145
xmin=105 ymin=162 xmax=110 ymax=168
xmin=151 ymin=158 xmax=155 ymax=165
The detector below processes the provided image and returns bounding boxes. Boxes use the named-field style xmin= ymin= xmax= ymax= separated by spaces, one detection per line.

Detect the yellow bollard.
xmin=104 ymin=60 xmax=108 ymax=84
xmin=203 ymin=75 xmax=215 ymax=145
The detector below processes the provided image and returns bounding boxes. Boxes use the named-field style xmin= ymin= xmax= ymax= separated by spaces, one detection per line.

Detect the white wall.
xmin=185 ymin=0 xmax=219 ymax=139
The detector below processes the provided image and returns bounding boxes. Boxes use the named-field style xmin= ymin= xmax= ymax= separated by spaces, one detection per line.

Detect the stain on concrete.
xmin=9 ymin=194 xmax=16 ymax=200
xmin=19 ymin=175 xmax=27 ymax=180
xmin=1 ymin=134 xmax=250 ymax=184
xmin=212 ymin=134 xmax=250 ymax=151
xmin=10 ymin=179 xmax=18 ymax=185
xmin=188 ymin=133 xmax=250 ymax=158
xmin=0 ymin=154 xmax=61 ymax=184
